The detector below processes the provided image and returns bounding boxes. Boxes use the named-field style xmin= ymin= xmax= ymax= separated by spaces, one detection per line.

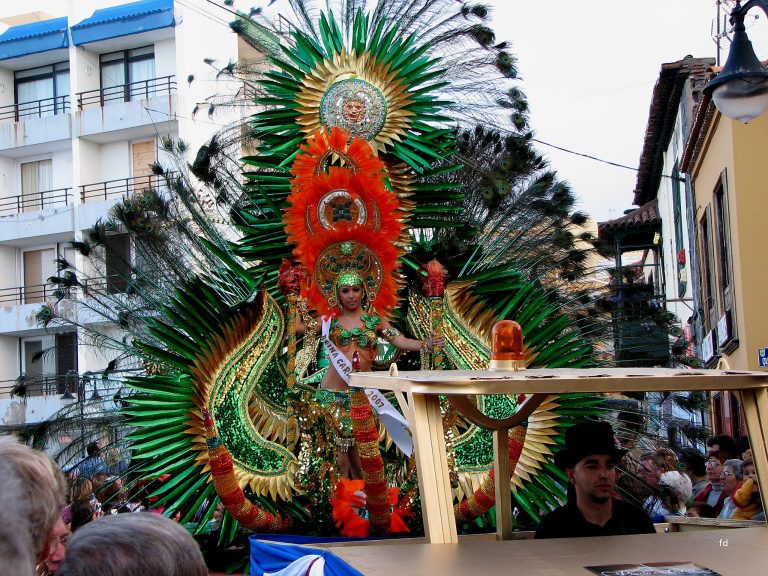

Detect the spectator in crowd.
xmin=706 ymin=434 xmax=738 ymax=461
xmin=0 ymin=437 xmax=67 ymax=575
xmin=637 ymin=452 xmax=665 ymax=490
xmin=678 ymin=448 xmax=708 ymax=499
xmin=93 ymin=474 xmax=125 ymax=512
xmin=730 ymin=450 xmax=762 ymax=520
xmin=535 ymin=421 xmax=656 ymax=538
xmin=75 ymin=442 xmax=108 ymax=479
xmin=686 ymin=503 xmax=716 ymax=518
xmin=44 ymin=511 xmax=71 ymax=575
xmin=695 ymin=455 xmax=728 ymax=516
xmin=743 ymin=451 xmax=765 ymax=520
xmin=0 ymin=459 xmax=35 ymax=575
xmin=718 ymin=458 xmax=744 ymax=519
xmin=68 ymin=477 xmax=94 ymax=504
xmin=70 ymin=500 xmax=100 ymax=532
xmin=653 ymin=471 xmax=693 ymax=519
xmin=57 ymin=513 xmax=207 ymax=576
xmin=639 ymin=450 xmax=676 ymax=518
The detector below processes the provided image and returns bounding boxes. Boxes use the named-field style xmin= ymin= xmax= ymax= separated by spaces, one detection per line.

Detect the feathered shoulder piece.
xmin=284 ymin=127 xmax=403 ymax=317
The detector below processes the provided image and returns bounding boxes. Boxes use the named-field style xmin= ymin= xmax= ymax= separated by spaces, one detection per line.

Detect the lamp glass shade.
xmin=704 ymin=10 xmax=768 ymax=123
xmin=491 ymin=320 xmax=524 ymax=361
xmin=712 ymin=76 xmax=768 ymax=123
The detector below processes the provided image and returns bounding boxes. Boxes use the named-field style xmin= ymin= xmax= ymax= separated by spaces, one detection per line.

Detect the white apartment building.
xmin=0 ymin=0 xmax=257 ymax=442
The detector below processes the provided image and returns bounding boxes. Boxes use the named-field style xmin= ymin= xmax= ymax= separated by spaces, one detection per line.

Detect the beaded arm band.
xmin=381 ymin=326 xmax=402 ymax=342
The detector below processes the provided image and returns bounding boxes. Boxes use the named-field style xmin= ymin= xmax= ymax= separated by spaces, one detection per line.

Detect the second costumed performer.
xmin=288 ymin=127 xmax=443 ymax=479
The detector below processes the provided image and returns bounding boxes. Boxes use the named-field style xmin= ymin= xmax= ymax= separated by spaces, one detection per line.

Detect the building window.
xmin=671 ymin=161 xmax=686 ymax=297
xmin=20 ymin=159 xmax=53 ymax=213
xmin=697 ymin=170 xmax=738 ymax=362
xmin=20 ymin=332 xmax=78 ymax=396
xmin=23 ymin=247 xmax=56 ymax=304
xmin=713 ymin=171 xmax=737 ymax=352
xmin=105 ymin=233 xmax=131 ymax=294
xmin=14 ymin=62 xmax=70 ymax=120
xmin=100 ymin=46 xmax=156 ymax=104
xmin=699 ymin=206 xmax=717 ymax=332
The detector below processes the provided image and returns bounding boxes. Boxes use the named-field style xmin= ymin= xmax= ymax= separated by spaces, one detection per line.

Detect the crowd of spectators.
xmin=535 ymin=424 xmax=764 ymax=539
xmin=1 ymin=425 xmax=765 ymax=569
xmin=0 ymin=436 xmax=208 ymax=576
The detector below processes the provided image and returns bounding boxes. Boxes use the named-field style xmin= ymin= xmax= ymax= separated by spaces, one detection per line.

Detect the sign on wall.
xmin=702 ymin=331 xmax=715 ymax=364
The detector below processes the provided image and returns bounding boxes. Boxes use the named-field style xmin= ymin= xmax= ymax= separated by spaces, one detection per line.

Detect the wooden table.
xmin=349 ymin=367 xmax=768 ymax=544
xmin=329 ymin=527 xmax=766 ymax=575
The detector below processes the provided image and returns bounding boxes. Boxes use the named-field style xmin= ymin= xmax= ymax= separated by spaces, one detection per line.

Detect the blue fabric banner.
xmin=250 ymin=538 xmax=364 ymax=576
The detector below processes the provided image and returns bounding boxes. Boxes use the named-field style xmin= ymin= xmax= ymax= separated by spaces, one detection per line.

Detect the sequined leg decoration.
xmin=203 ymin=410 xmax=291 ymax=532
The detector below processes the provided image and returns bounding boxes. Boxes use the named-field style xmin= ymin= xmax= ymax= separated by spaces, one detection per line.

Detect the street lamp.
xmin=703 ymin=0 xmax=768 ymax=123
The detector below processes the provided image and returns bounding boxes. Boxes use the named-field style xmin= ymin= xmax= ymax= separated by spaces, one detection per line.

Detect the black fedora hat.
xmin=554 ymin=421 xmax=627 ymax=469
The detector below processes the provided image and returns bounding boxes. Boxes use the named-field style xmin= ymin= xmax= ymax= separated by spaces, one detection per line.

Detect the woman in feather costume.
xmin=39 ymin=0 xmax=610 ymax=544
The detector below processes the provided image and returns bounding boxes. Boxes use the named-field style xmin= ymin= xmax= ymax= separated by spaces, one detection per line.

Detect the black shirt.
xmin=534 ymin=498 xmax=656 ymax=539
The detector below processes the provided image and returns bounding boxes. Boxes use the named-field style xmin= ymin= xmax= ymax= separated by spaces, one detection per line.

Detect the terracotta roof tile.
xmin=598 ymin=199 xmax=660 ymax=233
xmin=632 ymin=56 xmax=715 ymax=206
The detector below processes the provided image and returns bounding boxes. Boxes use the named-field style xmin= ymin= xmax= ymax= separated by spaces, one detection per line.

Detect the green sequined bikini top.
xmin=330 ymin=313 xmax=380 ymax=352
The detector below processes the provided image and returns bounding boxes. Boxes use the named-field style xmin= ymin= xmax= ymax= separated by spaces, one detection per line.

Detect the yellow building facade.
xmin=683 ymin=103 xmax=768 ymax=433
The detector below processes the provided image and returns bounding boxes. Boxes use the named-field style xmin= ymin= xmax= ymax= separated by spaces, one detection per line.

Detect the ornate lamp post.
xmin=703 ymin=0 xmax=768 ymax=123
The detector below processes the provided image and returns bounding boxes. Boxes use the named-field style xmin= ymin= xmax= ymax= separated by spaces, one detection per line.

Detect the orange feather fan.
xmin=284 ymin=165 xmax=402 ymax=260
xmin=285 ymin=127 xmax=404 ymax=318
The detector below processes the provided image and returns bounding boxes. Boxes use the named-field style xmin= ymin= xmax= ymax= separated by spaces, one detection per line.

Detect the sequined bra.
xmin=329 ymin=313 xmax=380 ymax=353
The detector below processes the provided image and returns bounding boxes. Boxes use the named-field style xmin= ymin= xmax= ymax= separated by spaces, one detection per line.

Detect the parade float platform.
xmin=326 ymin=526 xmax=766 ymax=575
xmin=328 ymin=367 xmax=768 ymax=573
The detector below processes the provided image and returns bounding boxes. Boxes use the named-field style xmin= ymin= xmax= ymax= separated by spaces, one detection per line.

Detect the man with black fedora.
xmin=535 ymin=420 xmax=656 ymax=539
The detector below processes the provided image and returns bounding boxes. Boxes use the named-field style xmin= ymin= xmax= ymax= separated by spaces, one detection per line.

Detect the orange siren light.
xmin=489 ymin=320 xmax=525 ymax=371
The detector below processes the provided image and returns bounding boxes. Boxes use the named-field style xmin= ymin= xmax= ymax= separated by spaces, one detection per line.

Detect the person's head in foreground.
xmin=56 ymin=512 xmax=207 ymax=576
xmin=0 ymin=459 xmax=35 ymax=575
xmin=0 ymin=436 xmax=66 ymax=574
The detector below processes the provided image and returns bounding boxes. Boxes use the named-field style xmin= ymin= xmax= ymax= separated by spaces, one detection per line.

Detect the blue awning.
xmin=71 ymin=0 xmax=175 ymax=46
xmin=0 ymin=17 xmax=68 ymax=61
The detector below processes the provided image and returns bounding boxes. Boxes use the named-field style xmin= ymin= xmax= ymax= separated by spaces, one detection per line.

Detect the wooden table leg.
xmin=493 ymin=427 xmax=513 ymax=540
xmin=742 ymin=388 xmax=768 ymax=504
xmin=407 ymin=391 xmax=458 ymax=543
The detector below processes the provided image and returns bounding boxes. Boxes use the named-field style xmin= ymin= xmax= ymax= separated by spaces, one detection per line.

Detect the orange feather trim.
xmin=291 ymin=127 xmax=386 ymax=187
xmin=330 ymin=479 xmax=412 ymax=537
xmin=330 ymin=479 xmax=370 ymax=538
xmin=388 ymin=487 xmax=412 ymax=534
xmin=284 ymin=165 xmax=401 ymax=258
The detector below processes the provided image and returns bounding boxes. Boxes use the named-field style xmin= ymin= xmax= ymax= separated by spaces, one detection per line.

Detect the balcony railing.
xmin=0 ymin=272 xmax=140 ymax=307
xmin=1 ymin=370 xmax=140 ymax=403
xmin=82 ymin=274 xmax=130 ymax=295
xmin=0 ymin=374 xmax=74 ymax=398
xmin=0 ymin=187 xmax=72 ymax=216
xmin=0 ymin=282 xmax=68 ymax=306
xmin=0 ymin=95 xmax=70 ymax=122
xmin=76 ymin=75 xmax=177 ymax=109
xmin=0 ymin=271 xmax=148 ymax=309
xmin=80 ymin=172 xmax=171 ymax=203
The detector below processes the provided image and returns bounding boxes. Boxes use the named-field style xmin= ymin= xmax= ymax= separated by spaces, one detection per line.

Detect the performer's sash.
xmin=321 ymin=318 xmax=413 ymax=457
